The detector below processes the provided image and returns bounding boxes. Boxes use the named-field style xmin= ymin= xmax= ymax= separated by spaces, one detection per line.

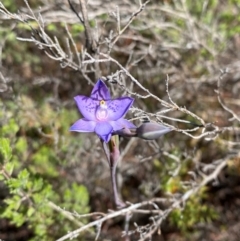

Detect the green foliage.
xmin=71 ymin=24 xmax=85 ymax=36
xmin=153 ymin=148 xmax=192 ymax=194
xmin=184 ymin=0 xmax=240 ymax=38
xmin=63 ymin=183 xmax=90 ymax=213
xmin=0 ymin=138 xmax=12 ymax=163
xmin=1 ymin=0 xmax=18 ymax=12
xmin=17 ymin=21 xmax=39 ymax=30
xmin=169 ymin=188 xmax=218 ymax=233
xmin=0 ymin=98 xmax=90 ymax=241
xmin=1 ymin=118 xmax=19 ymax=136
xmin=0 ymin=25 xmax=41 ymax=65
xmin=152 ymin=150 xmax=219 ymax=235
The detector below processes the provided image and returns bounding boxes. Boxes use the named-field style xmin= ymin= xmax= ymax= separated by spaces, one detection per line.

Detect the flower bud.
xmin=137 ymin=122 xmax=172 ymax=140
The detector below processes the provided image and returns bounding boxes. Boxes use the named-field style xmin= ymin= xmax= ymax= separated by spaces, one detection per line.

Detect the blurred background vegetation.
xmin=0 ymin=0 xmax=240 ymax=240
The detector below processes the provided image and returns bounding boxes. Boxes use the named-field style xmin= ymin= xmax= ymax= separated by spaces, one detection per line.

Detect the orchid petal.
xmin=110 ymin=118 xmax=136 ymax=131
xmin=95 ymin=122 xmax=113 ymax=142
xmin=90 ymin=79 xmax=111 ymax=100
xmin=70 ymin=119 xmax=96 ymax=132
xmin=106 ymin=97 xmax=134 ymax=121
xmin=74 ymin=95 xmax=98 ymax=121
xmin=100 ymin=133 xmax=112 ymax=143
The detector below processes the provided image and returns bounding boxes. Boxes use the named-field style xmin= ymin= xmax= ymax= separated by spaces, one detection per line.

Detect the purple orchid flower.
xmin=70 ymin=79 xmax=136 ymax=142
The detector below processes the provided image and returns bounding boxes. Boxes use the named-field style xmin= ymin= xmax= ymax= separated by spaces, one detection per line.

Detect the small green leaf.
xmin=71 ymin=24 xmax=84 ymax=34
xmin=0 ymin=138 xmax=12 ymax=162
xmin=2 ymin=118 xmax=19 ymax=136
xmin=4 ymin=162 xmax=15 ymax=176
xmin=15 ymin=137 xmax=28 ymax=154
xmin=27 ymin=207 xmax=35 ymax=217
xmin=46 ymin=23 xmax=57 ymax=32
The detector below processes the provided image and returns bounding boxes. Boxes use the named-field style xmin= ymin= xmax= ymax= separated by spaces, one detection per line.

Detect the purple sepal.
xmin=106 ymin=97 xmax=134 ymax=121
xmin=70 ymin=119 xmax=96 ymax=132
xmin=90 ymin=79 xmax=111 ymax=100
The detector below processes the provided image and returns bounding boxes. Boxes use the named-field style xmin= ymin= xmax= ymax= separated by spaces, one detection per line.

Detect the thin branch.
xmin=68 ymin=0 xmax=84 ymax=23
xmin=110 ymin=0 xmax=150 ymax=48
xmin=78 ymin=0 xmax=97 ymax=53
xmin=217 ymin=69 xmax=240 ymax=122
xmin=56 ymin=198 xmax=169 ymax=241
